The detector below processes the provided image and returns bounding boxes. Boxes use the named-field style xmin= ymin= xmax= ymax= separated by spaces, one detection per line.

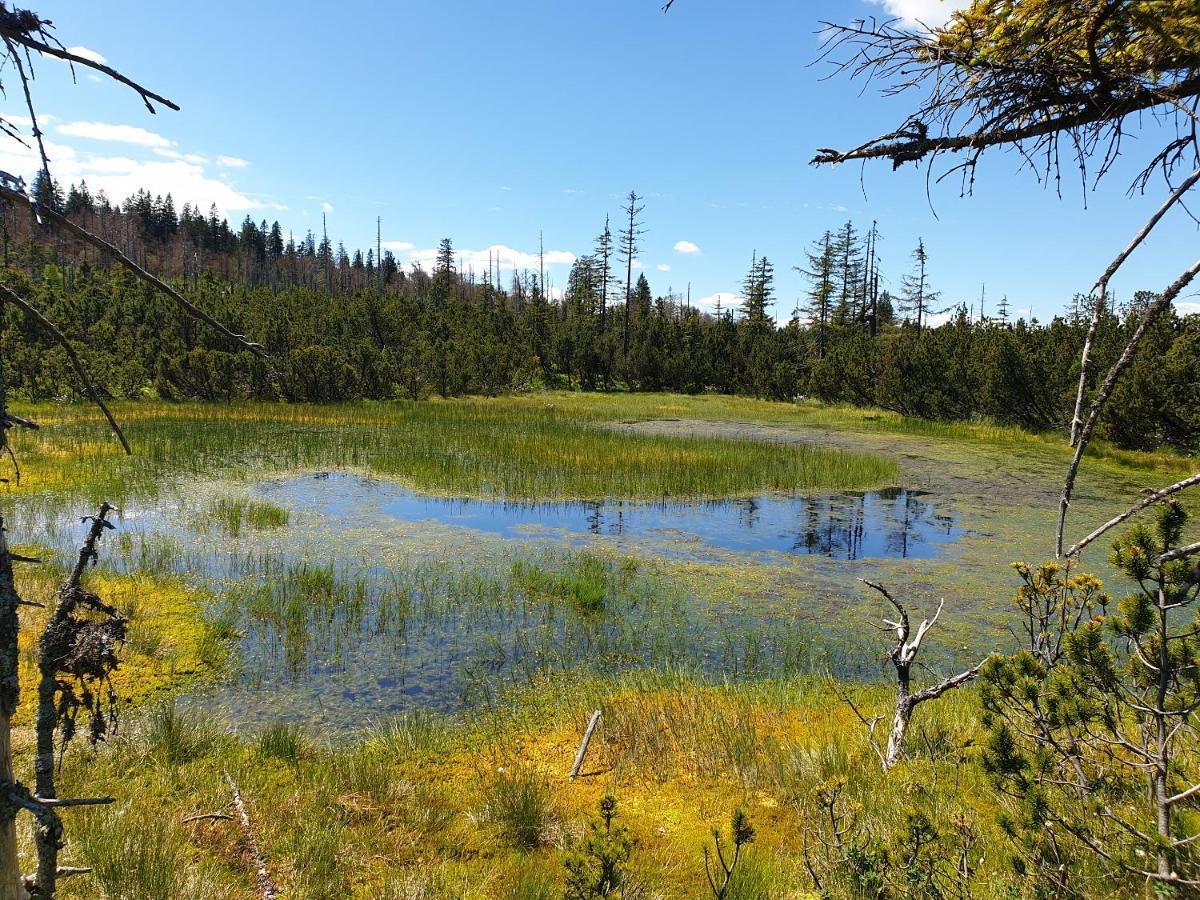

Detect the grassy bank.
xmin=27 ymin=672 xmax=1014 ymax=900
xmin=2 ymin=397 xmax=900 ymax=506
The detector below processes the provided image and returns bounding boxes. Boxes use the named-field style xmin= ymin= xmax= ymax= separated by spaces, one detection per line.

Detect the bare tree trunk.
xmin=884 ymin=694 xmax=912 ymax=770
xmin=0 ymin=695 xmax=18 ymax=900
xmin=32 ymin=504 xmax=115 ymax=898
xmin=0 ymin=277 xmax=22 ymax=899
xmin=851 ymin=582 xmax=982 ymax=772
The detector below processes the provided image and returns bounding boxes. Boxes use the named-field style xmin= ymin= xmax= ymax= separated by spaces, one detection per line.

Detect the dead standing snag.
xmin=853 ymin=580 xmax=982 ymax=771
xmin=0 ymin=5 xmax=269 ymax=896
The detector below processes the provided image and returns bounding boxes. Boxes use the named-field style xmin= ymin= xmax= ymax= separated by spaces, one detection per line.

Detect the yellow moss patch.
xmin=12 ymin=565 xmax=224 ymax=727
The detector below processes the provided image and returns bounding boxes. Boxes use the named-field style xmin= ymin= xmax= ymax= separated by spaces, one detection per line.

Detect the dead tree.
xmin=0 ymin=6 xmax=264 ymax=897
xmin=842 ymin=581 xmax=981 ymax=771
xmin=29 ymin=505 xmax=124 ymax=898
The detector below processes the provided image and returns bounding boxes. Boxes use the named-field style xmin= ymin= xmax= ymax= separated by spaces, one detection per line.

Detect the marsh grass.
xmin=3 ymin=397 xmax=899 ymax=506
xmin=42 ymin=670 xmax=1021 ymax=898
xmin=256 ymin=721 xmax=306 ymax=765
xmin=483 ymin=767 xmax=558 ymax=850
xmin=140 ymin=700 xmax=222 ymax=768
xmin=203 ymin=496 xmax=290 ymax=538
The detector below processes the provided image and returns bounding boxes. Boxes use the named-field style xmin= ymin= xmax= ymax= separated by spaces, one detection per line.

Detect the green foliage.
xmin=980 ymin=503 xmax=1200 ymax=894
xmin=485 ymin=768 xmax=557 ymax=850
xmin=705 ymin=808 xmax=756 ymax=899
xmin=563 ymin=794 xmax=638 ymax=899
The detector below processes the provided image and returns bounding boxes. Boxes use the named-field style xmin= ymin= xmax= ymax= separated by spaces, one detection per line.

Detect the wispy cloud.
xmin=66 ymin=45 xmax=107 ymax=65
xmin=381 ymin=240 xmax=416 ymax=252
xmin=155 ymin=148 xmax=208 ymax=165
xmin=674 ymin=240 xmax=701 ymax=255
xmin=404 ymin=243 xmax=576 ymax=274
xmin=867 ymin=0 xmax=968 ymax=28
xmin=57 ymin=121 xmax=172 ymax=148
xmin=320 ymin=201 xmax=334 ymax=214
xmin=657 ymin=264 xmax=671 ymax=272
xmin=695 ymin=291 xmax=739 ymax=313
xmin=0 ymin=118 xmax=276 ymax=218
xmin=216 ymin=155 xmax=249 ymax=168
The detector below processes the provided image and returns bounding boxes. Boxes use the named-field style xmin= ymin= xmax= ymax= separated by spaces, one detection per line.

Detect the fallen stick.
xmin=223 ymin=770 xmax=278 ymax=900
xmin=570 ymin=710 xmax=602 ymax=780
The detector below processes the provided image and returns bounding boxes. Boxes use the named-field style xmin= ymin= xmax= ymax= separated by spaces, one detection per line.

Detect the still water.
xmin=32 ymin=472 xmax=967 ymax=731
xmin=273 ymin=472 xmax=962 ymax=562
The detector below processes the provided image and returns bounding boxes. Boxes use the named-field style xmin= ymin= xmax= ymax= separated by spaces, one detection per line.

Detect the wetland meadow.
xmin=7 ymin=392 xmax=1191 ymax=898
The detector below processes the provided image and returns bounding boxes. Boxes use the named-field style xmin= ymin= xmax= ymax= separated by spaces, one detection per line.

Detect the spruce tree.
xmin=898 ymin=239 xmax=943 ymax=339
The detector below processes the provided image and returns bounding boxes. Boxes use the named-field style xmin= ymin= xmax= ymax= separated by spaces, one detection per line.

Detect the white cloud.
xmin=868 ymin=0 xmax=968 ymax=28
xmin=674 ymin=240 xmax=701 ymax=255
xmin=320 ymin=201 xmax=334 ymax=214
xmin=0 ymin=113 xmax=49 ymax=130
xmin=924 ymin=309 xmax=957 ymax=329
xmin=657 ymin=264 xmax=671 ymax=272
xmin=1176 ymin=301 xmax=1200 ymax=317
xmin=381 ymin=241 xmax=416 ymax=252
xmin=405 ymin=243 xmax=576 ymax=274
xmin=562 ymin=188 xmax=584 ymax=195
xmin=0 ymin=131 xmax=272 ymax=218
xmin=217 ymin=155 xmax=249 ymax=168
xmin=57 ymin=121 xmax=172 ymax=148
xmin=695 ymin=291 xmax=740 ymax=313
xmin=155 ymin=148 xmax=208 ymax=165
xmin=66 ymin=46 xmax=107 ymax=65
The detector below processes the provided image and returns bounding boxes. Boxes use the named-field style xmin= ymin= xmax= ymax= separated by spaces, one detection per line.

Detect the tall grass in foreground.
xmin=3 ymin=398 xmax=899 ymax=507
xmin=46 ymin=671 xmax=1036 ymax=898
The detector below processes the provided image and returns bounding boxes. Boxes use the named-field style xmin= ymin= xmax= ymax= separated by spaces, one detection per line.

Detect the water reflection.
xmin=273 ymin=474 xmax=962 ymax=561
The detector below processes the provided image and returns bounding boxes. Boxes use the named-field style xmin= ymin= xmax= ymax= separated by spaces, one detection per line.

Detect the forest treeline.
xmin=5 ymin=176 xmax=1199 ymax=453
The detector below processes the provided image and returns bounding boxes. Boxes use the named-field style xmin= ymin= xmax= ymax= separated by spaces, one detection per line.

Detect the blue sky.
xmin=3 ymin=0 xmax=1196 ymax=320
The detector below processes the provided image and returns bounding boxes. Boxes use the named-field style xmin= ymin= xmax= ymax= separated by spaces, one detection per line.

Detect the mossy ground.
xmin=4 ymin=392 xmax=1194 ymax=898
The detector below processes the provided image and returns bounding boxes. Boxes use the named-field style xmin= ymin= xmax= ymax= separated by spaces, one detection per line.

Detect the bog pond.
xmin=22 ymin=471 xmax=967 ymax=732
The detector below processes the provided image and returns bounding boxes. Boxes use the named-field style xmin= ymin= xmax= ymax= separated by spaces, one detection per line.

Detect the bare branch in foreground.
xmin=0 ymin=180 xmax=266 ymax=358
xmin=1057 ymin=259 xmax=1200 ymax=558
xmin=1070 ymin=166 xmax=1200 ymax=445
xmin=0 ymin=283 xmax=130 ymax=454
xmin=224 ymin=769 xmax=278 ymax=900
xmin=1068 ymin=473 xmax=1200 ymax=559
